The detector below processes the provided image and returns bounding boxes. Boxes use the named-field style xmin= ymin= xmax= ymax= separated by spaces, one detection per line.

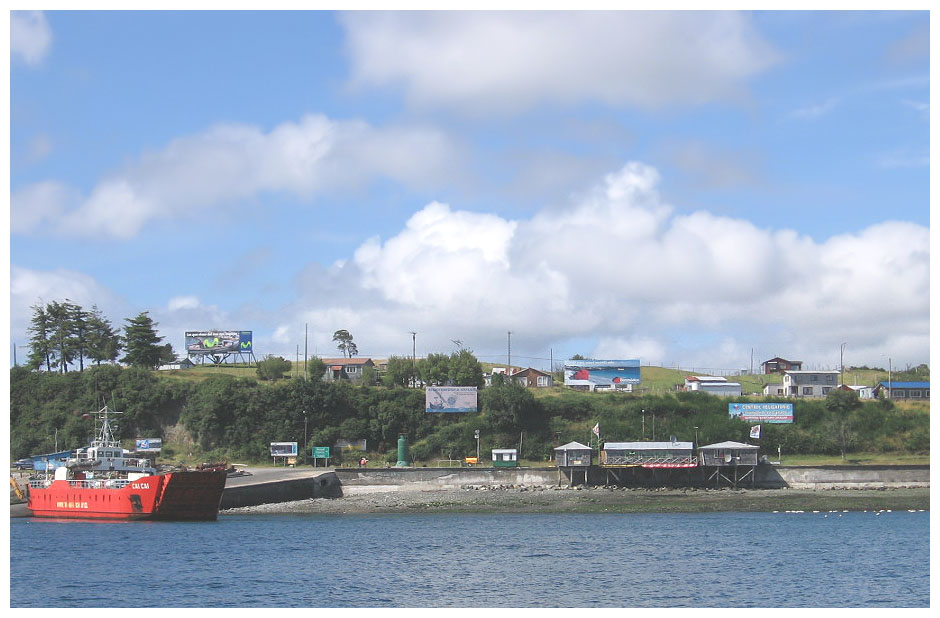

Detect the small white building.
xmin=158 ymin=358 xmax=195 ymax=370
xmin=684 ymin=376 xmax=742 ymax=397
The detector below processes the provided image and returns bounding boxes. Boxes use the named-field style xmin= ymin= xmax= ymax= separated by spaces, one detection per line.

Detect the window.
xmin=537 ymin=375 xmax=549 ymax=387
xmin=802 ymin=387 xmax=814 ymax=395
xmin=826 ymin=375 xmax=834 ymax=383
xmin=822 ymin=387 xmax=832 ymax=395
xmin=910 ymin=390 xmax=922 ymax=398
xmin=811 ymin=375 xmax=818 ymax=382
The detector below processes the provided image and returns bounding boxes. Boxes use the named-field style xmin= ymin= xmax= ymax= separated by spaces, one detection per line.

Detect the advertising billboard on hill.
xmin=729 ymin=403 xmax=794 ymax=423
xmin=564 ymin=359 xmax=641 ymax=389
xmin=185 ymin=330 xmax=253 ymax=355
xmin=426 ymin=386 xmax=478 ymax=413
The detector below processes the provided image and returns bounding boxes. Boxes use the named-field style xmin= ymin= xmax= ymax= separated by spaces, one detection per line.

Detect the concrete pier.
xmin=220 ymin=468 xmax=342 ymax=509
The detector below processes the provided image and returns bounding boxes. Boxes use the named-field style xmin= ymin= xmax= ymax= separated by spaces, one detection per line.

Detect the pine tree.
xmin=86 ymin=305 xmax=121 ymax=365
xmin=121 ymin=312 xmax=175 ymax=369
xmin=26 ymin=303 xmax=54 ymax=371
xmin=332 ymin=329 xmax=358 ymax=358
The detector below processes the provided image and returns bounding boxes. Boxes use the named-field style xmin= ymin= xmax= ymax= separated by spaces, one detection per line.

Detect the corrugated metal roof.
xmin=604 ymin=441 xmax=694 ymax=450
xmin=554 ymin=441 xmax=591 ymax=451
xmin=699 ymin=441 xmax=759 ymax=450
xmin=878 ymin=381 xmax=930 ymax=388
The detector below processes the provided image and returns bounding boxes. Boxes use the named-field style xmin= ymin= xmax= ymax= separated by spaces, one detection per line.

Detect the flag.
xmin=592 ymin=423 xmax=600 ymax=437
xmin=750 ymin=425 xmax=761 ymax=439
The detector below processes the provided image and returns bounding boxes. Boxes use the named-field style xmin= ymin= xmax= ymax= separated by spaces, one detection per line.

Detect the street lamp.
xmin=475 ymin=429 xmax=481 ymax=461
xmin=303 ymin=410 xmax=308 ymax=465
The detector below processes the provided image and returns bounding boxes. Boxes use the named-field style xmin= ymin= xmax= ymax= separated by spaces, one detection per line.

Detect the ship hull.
xmin=27 ymin=470 xmax=227 ymax=521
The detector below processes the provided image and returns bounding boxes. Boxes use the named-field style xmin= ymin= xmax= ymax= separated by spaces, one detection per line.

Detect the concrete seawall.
xmin=764 ymin=465 xmax=929 ymax=489
xmin=334 ymin=464 xmax=929 ymax=491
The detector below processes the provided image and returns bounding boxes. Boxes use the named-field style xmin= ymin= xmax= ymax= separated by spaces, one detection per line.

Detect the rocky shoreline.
xmin=220 ymin=484 xmax=930 ymax=516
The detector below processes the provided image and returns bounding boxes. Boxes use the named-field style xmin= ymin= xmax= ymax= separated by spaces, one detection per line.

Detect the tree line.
xmin=24 ymin=300 xmax=176 ymax=372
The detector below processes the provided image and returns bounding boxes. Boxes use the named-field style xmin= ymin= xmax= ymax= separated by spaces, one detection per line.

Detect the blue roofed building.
xmin=872 ymin=381 xmax=930 ymax=400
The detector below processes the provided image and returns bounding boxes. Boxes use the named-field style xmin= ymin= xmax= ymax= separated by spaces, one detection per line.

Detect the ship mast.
xmin=91 ymin=405 xmax=123 ymax=449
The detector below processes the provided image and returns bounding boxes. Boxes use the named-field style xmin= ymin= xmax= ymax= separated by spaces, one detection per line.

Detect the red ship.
xmin=26 ymin=406 xmax=227 ymax=521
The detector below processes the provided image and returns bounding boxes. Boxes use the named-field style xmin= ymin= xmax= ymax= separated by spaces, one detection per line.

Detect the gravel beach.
xmin=220 ymin=484 xmax=930 ymax=516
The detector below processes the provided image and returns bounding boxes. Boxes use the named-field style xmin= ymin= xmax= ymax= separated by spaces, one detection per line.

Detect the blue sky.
xmin=8 ymin=9 xmax=931 ymax=372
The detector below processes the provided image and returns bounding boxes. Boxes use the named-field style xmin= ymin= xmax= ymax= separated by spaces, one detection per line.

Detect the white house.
xmin=684 ymin=376 xmax=742 ymax=397
xmin=781 ymin=370 xmax=840 ymax=398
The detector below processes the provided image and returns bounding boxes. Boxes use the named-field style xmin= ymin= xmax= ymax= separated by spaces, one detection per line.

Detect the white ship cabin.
xmin=59 ymin=406 xmax=157 ymax=480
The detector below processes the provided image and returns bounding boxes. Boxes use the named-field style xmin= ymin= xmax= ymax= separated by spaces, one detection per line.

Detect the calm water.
xmin=10 ymin=511 xmax=929 ymax=607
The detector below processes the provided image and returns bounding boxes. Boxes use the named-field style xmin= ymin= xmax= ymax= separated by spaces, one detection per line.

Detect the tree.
xmin=825 ymin=388 xmax=861 ymax=459
xmin=26 ymin=300 xmax=86 ymax=372
xmin=257 ymin=355 xmax=292 ymax=381
xmin=383 ymin=355 xmax=416 ymax=388
xmin=360 ymin=365 xmax=377 ymax=386
xmin=449 ymin=349 xmax=484 ymax=387
xmin=26 ymin=303 xmax=54 ymax=371
xmin=307 ymin=356 xmax=327 ymax=381
xmin=419 ymin=353 xmax=450 ymax=385
xmin=65 ymin=301 xmax=89 ymax=372
xmin=121 ymin=312 xmax=175 ymax=369
xmin=85 ymin=305 xmax=122 ymax=365
xmin=332 ymin=329 xmax=358 ymax=358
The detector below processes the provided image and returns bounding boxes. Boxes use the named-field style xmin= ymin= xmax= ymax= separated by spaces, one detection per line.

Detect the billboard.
xmin=729 ymin=403 xmax=794 ymax=423
xmin=426 ymin=386 xmax=478 ymax=413
xmin=135 ymin=438 xmax=163 ymax=453
xmin=185 ymin=330 xmax=253 ymax=355
xmin=564 ymin=359 xmax=641 ymax=388
xmin=270 ymin=442 xmax=298 ymax=456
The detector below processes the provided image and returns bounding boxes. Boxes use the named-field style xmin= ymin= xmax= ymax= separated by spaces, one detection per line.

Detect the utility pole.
xmin=507 ymin=331 xmax=512 ymax=371
xmin=304 ymin=323 xmax=308 ymax=381
xmin=840 ymin=342 xmax=846 ymax=386
xmin=410 ymin=332 xmax=417 ymax=388
xmin=888 ymin=357 xmax=892 ymax=400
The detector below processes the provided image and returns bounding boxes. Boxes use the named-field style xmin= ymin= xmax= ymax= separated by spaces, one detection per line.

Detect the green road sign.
xmin=312 ymin=447 xmax=330 ymax=458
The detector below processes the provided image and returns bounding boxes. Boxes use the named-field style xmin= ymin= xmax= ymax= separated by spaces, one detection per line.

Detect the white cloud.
xmin=10 ymin=181 xmax=74 ymax=234
xmin=341 ymin=11 xmax=780 ymax=114
xmin=11 ymin=11 xmax=52 ymax=67
xmin=14 ymin=114 xmax=462 ymax=238
xmin=789 ymin=98 xmax=838 ymax=120
xmin=168 ymin=296 xmax=201 ymax=311
xmin=10 ymin=266 xmax=130 ymax=344
xmin=273 ymin=161 xmax=928 ymax=369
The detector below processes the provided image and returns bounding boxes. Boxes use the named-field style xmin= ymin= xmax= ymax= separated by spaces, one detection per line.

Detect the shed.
xmin=698 ymin=441 xmax=760 ymax=467
xmin=698 ymin=441 xmax=761 ymax=488
xmin=601 ymin=441 xmax=696 ymax=467
xmin=30 ymin=450 xmax=72 ymax=471
xmin=554 ymin=441 xmax=592 ymax=467
xmin=491 ymin=448 xmax=518 ymax=467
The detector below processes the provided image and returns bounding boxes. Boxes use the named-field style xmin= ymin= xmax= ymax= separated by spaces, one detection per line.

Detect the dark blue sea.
xmin=10 ymin=511 xmax=929 ymax=607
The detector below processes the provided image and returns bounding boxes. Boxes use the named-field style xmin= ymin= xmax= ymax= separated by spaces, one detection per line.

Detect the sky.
xmin=7 ymin=8 xmax=932 ymax=374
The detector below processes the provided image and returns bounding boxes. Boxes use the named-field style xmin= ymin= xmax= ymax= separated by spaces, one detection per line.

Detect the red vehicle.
xmin=27 ymin=406 xmax=227 ymax=521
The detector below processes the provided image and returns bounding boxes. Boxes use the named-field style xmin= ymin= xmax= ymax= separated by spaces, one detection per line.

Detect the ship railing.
xmin=27 ymin=478 xmax=134 ymax=490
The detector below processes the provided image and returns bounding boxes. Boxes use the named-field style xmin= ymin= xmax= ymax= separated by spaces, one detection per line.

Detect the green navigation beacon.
xmin=396 ymin=433 xmax=410 ymax=467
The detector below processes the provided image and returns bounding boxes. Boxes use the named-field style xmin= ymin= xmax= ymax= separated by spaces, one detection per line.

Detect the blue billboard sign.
xmin=185 ymin=330 xmax=253 ymax=355
xmin=564 ymin=359 xmax=641 ymax=388
xmin=729 ymin=403 xmax=794 ymax=423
